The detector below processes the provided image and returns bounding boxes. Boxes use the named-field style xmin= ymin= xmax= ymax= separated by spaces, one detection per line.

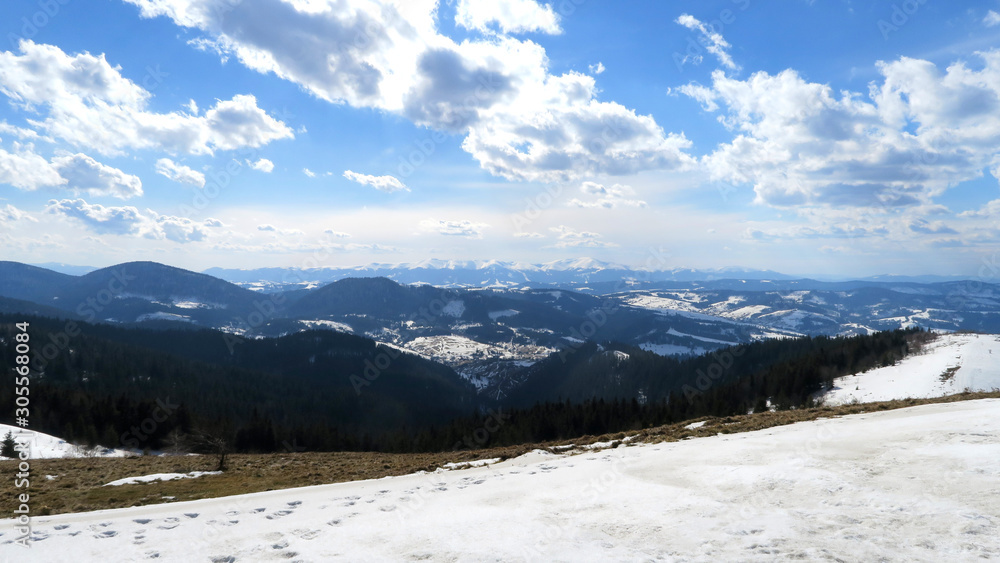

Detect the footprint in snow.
xmin=266 ymin=510 xmax=293 ymax=520
xmin=144 ymin=551 xmax=160 ymax=559
xmin=134 ymin=519 xmax=152 ymax=525
xmin=253 ymin=507 xmax=266 ymax=513
xmin=292 ymin=528 xmax=321 ymax=540
xmin=93 ymin=530 xmax=118 ymax=539
xmin=272 ymin=539 xmax=289 ymax=549
xmin=54 ymin=524 xmax=70 ymax=531
xmin=184 ymin=513 xmax=199 ymax=519
xmin=210 ymin=556 xmax=236 ymax=563
xmin=287 ymin=500 xmax=302 ymax=507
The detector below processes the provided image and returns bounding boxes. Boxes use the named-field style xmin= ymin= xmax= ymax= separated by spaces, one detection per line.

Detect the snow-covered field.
xmin=6 ymin=399 xmax=999 ymax=561
xmin=404 ymin=334 xmax=552 ymax=365
xmin=820 ymin=333 xmax=1000 ymax=406
xmin=0 ymin=425 xmax=131 ymax=460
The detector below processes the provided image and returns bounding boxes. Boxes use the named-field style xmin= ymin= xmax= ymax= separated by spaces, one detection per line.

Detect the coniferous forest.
xmin=0 ymin=313 xmax=927 ymax=454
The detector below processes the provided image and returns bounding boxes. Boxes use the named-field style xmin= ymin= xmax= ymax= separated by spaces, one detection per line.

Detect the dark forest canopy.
xmin=0 ymin=314 xmax=927 ymax=454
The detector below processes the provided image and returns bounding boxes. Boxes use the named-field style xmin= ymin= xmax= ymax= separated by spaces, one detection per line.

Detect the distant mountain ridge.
xmin=1 ymin=259 xmax=998 ymax=398
xmin=203 ymin=259 xmax=800 ymax=291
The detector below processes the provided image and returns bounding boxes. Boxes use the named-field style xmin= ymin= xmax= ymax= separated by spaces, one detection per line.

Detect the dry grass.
xmin=3 ymin=390 xmax=998 ymax=517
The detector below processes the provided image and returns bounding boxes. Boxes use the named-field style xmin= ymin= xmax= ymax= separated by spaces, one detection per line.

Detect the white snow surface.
xmin=104 ymin=472 xmax=222 ymax=487
xmin=299 ymin=319 xmax=353 ymax=333
xmin=8 ymin=399 xmax=1000 ymax=561
xmin=820 ymin=333 xmax=1000 ymax=406
xmin=0 ymin=425 xmax=131 ymax=460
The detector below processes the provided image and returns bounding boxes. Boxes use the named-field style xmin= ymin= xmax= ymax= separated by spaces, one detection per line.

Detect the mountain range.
xmin=2 ymin=260 xmax=999 ymax=396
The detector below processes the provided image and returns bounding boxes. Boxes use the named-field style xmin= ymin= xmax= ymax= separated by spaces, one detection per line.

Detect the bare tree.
xmin=189 ymin=429 xmax=231 ymax=472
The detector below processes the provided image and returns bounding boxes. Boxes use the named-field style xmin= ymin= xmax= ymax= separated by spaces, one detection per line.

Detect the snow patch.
xmin=104 ymin=471 xmax=222 ymax=487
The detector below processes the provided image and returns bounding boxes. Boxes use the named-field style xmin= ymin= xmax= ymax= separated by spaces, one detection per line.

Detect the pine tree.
xmin=1 ymin=431 xmax=17 ymax=458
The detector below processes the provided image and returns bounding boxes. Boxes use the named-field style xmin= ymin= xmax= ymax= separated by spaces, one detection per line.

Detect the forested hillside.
xmin=0 ymin=313 xmax=927 ymax=454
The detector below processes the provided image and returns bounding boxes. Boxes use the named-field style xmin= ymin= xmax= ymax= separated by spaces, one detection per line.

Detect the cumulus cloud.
xmin=513 ymin=231 xmax=544 ymax=238
xmin=0 ymin=204 xmax=36 ymax=224
xmin=46 ymin=198 xmax=146 ymax=235
xmin=682 ymin=50 xmax=1000 ymax=211
xmin=155 ymin=158 xmax=205 ymax=187
xmin=0 ymin=40 xmax=293 ymax=156
xmin=569 ymin=181 xmax=646 ymax=209
xmin=0 ymin=143 xmax=64 ymax=190
xmin=675 ymin=14 xmax=740 ymax=71
xmin=342 ymin=170 xmax=408 ymax=192
xmin=455 ymin=0 xmax=562 ymax=35
xmin=248 ymin=158 xmax=274 ymax=172
xmin=985 ymin=10 xmax=1000 ymax=27
xmin=148 ymin=211 xmax=208 ymax=242
xmin=51 ymin=153 xmax=143 ymax=199
xmin=0 ymin=143 xmax=142 ymax=199
xmin=549 ymin=225 xmax=615 ymax=248
xmin=589 ymin=62 xmax=605 ymax=75
xmin=203 ymin=218 xmax=225 ymax=227
xmin=257 ymin=224 xmax=277 ymax=232
xmin=420 ymin=219 xmax=489 ymax=238
xmin=324 ymin=229 xmax=352 ymax=238
xmin=303 ymin=168 xmax=316 ymax=178
xmin=124 ymin=0 xmax=693 ymax=182
xmin=46 ymin=198 xmax=211 ymax=242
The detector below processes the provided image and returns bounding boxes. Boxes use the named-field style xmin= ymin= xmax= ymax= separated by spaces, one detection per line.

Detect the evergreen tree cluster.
xmin=0 ymin=313 xmax=927 ymax=454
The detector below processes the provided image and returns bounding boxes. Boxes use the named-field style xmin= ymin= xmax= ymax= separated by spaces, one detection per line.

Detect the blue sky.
xmin=1 ymin=0 xmax=999 ymax=278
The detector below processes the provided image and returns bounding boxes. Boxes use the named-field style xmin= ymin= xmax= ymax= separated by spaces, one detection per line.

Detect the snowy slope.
xmin=5 ymin=400 xmax=999 ymax=561
xmin=820 ymin=333 xmax=1000 ymax=406
xmin=0 ymin=426 xmax=131 ymax=460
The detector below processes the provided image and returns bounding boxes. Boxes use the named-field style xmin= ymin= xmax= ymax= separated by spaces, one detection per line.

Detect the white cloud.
xmin=52 ymin=153 xmax=143 ymax=199
xmin=676 ymin=14 xmax=740 ymax=71
xmin=203 ymin=218 xmax=225 ymax=227
xmin=155 ymin=157 xmax=206 ymax=187
xmin=513 ymin=231 xmax=544 ymax=238
xmin=959 ymin=199 xmax=1000 ymax=219
xmin=46 ymin=198 xmax=146 ymax=235
xmin=0 ymin=204 xmax=36 ymax=224
xmin=324 ymin=229 xmax=352 ymax=238
xmin=124 ymin=1 xmax=692 ymax=182
xmin=985 ymin=10 xmax=1000 ymax=27
xmin=45 ymin=198 xmax=210 ymax=242
xmin=455 ymin=0 xmax=562 ymax=35
xmin=303 ymin=168 xmax=316 ymax=178
xmin=0 ymin=40 xmax=293 ymax=156
xmin=549 ymin=225 xmax=615 ymax=248
xmin=420 ymin=219 xmax=489 ymax=238
xmin=569 ymin=181 xmax=646 ymax=209
xmin=0 ymin=121 xmax=47 ymax=141
xmin=148 ymin=211 xmax=208 ymax=242
xmin=589 ymin=62 xmax=605 ymax=75
xmin=0 ymin=143 xmax=64 ymax=190
xmin=342 ymin=170 xmax=408 ymax=192
xmin=684 ymin=50 xmax=1000 ymax=210
xmin=256 ymin=223 xmax=303 ymax=236
xmin=248 ymin=158 xmax=274 ymax=172
xmin=0 ymin=143 xmax=141 ymax=199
